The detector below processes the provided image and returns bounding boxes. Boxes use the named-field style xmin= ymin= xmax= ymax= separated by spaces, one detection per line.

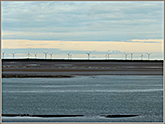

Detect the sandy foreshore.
xmin=2 ymin=59 xmax=163 ymax=78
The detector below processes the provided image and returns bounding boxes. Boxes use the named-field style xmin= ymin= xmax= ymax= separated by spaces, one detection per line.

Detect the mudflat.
xmin=2 ymin=59 xmax=163 ymax=78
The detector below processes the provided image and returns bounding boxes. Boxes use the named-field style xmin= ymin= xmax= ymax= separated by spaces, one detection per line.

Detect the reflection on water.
xmin=2 ymin=75 xmax=163 ymax=122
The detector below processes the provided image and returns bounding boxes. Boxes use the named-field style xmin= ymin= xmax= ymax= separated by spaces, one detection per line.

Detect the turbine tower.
xmin=2 ymin=52 xmax=5 ymax=59
xmin=146 ymin=53 xmax=152 ymax=60
xmin=140 ymin=53 xmax=143 ymax=60
xmin=27 ymin=52 xmax=31 ymax=59
xmin=11 ymin=53 xmax=16 ymax=59
xmin=44 ymin=52 xmax=49 ymax=59
xmin=70 ymin=54 xmax=72 ymax=60
xmin=105 ymin=54 xmax=107 ymax=60
xmin=130 ymin=52 xmax=133 ymax=60
xmin=34 ymin=53 xmax=37 ymax=59
xmin=124 ymin=53 xmax=129 ymax=60
xmin=106 ymin=52 xmax=111 ymax=60
xmin=49 ymin=53 xmax=53 ymax=59
xmin=86 ymin=51 xmax=91 ymax=60
xmin=67 ymin=52 xmax=71 ymax=60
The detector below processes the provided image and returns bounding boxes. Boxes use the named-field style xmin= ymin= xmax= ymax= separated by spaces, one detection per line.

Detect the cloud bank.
xmin=2 ymin=1 xmax=163 ymax=41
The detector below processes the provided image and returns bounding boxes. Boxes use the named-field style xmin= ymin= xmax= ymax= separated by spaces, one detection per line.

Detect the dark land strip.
xmin=2 ymin=114 xmax=138 ymax=118
xmin=2 ymin=59 xmax=163 ymax=78
xmin=2 ymin=114 xmax=84 ymax=118
xmin=2 ymin=74 xmax=74 ymax=78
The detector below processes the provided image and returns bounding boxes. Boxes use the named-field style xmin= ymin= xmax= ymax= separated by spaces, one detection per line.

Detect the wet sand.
xmin=2 ymin=59 xmax=163 ymax=77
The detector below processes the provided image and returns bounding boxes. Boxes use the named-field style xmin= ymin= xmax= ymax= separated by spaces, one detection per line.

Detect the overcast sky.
xmin=1 ymin=1 xmax=164 ymax=60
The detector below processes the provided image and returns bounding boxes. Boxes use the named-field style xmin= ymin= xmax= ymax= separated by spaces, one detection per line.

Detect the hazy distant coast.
xmin=2 ymin=59 xmax=163 ymax=78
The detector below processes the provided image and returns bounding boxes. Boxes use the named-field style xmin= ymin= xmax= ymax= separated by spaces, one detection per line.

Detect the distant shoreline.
xmin=2 ymin=74 xmax=74 ymax=78
xmin=2 ymin=60 xmax=163 ymax=78
xmin=2 ymin=74 xmax=163 ymax=78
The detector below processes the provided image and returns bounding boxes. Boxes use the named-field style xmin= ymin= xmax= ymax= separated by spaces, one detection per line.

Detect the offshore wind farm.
xmin=1 ymin=50 xmax=161 ymax=60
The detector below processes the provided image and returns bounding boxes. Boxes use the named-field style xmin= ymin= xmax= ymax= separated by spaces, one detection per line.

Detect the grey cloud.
xmin=2 ymin=1 xmax=163 ymax=41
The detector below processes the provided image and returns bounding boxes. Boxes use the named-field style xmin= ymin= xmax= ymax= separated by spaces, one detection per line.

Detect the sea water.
xmin=2 ymin=75 xmax=163 ymax=122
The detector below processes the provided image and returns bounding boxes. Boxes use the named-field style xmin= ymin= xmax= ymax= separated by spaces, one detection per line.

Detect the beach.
xmin=2 ymin=59 xmax=163 ymax=122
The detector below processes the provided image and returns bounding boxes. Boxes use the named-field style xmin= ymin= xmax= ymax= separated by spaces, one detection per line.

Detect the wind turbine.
xmin=70 ymin=54 xmax=72 ymax=60
xmin=11 ymin=53 xmax=16 ymax=59
xmin=49 ymin=53 xmax=53 ymax=59
xmin=44 ymin=52 xmax=49 ymax=59
xmin=124 ymin=53 xmax=129 ymax=60
xmin=67 ymin=52 xmax=71 ymax=60
xmin=105 ymin=54 xmax=107 ymax=60
xmin=27 ymin=52 xmax=31 ymax=59
xmin=140 ymin=53 xmax=144 ymax=60
xmin=146 ymin=53 xmax=152 ymax=60
xmin=86 ymin=51 xmax=91 ymax=60
xmin=2 ymin=52 xmax=5 ymax=59
xmin=34 ymin=53 xmax=37 ymax=59
xmin=130 ymin=52 xmax=134 ymax=60
xmin=106 ymin=52 xmax=111 ymax=60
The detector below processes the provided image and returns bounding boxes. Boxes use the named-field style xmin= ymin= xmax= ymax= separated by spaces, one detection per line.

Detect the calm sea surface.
xmin=2 ymin=75 xmax=163 ymax=122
